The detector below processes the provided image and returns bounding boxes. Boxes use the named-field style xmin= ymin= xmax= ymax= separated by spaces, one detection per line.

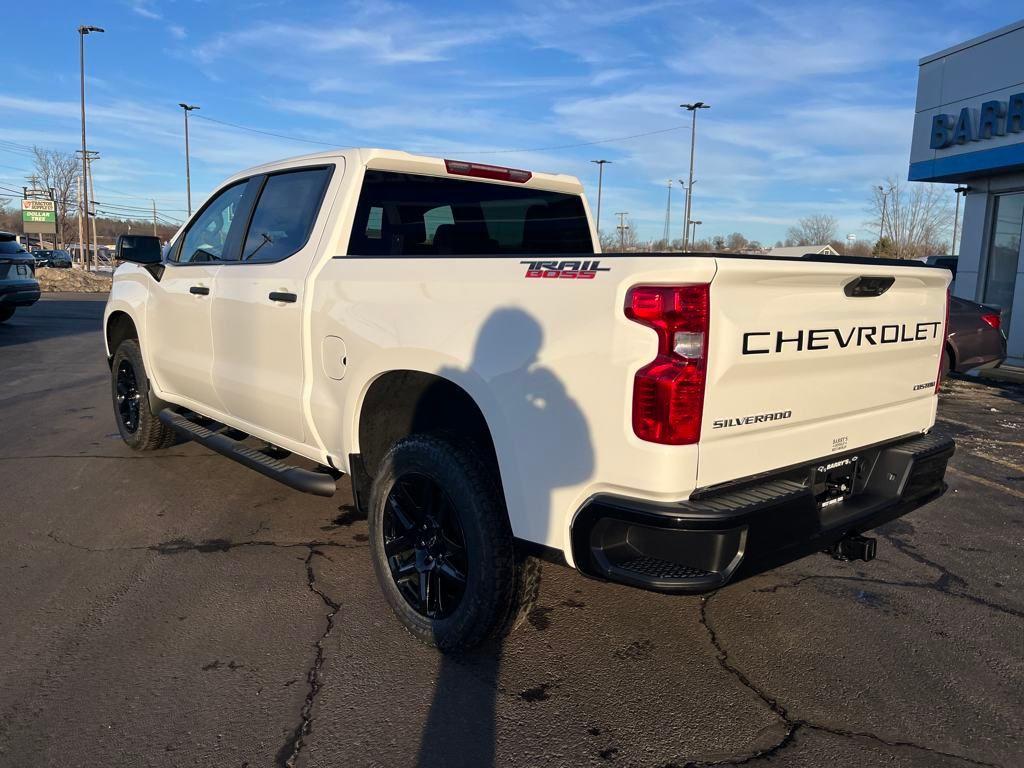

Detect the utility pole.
xmin=87 ymin=153 xmax=99 ymax=266
xmin=662 ymin=179 xmax=672 ymax=245
xmin=76 ymin=174 xmax=85 ymax=265
xmin=615 ymin=212 xmax=629 ymax=251
xmin=79 ymin=24 xmax=104 ymax=271
xmin=179 ymin=103 xmax=200 ymax=216
xmin=152 ymin=199 xmax=158 ymax=236
xmin=951 ymin=185 xmax=968 ymax=257
xmin=49 ymin=186 xmax=60 ymax=249
xmin=590 ymin=160 xmax=610 ymax=235
xmin=680 ymin=101 xmax=710 ymax=251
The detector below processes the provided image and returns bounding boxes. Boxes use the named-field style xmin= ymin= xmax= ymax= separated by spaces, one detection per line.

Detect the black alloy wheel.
xmin=115 ymin=358 xmax=142 ymax=434
xmin=383 ymin=472 xmax=469 ymax=619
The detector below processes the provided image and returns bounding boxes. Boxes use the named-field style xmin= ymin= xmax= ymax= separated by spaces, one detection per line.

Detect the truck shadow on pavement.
xmin=416 ymin=307 xmax=594 ymax=768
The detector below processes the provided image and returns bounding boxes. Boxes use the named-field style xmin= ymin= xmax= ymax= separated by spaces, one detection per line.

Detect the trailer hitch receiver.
xmin=826 ymin=534 xmax=877 ymax=562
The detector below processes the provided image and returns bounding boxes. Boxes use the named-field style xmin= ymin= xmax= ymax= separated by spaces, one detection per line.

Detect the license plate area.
xmin=812 ymin=456 xmax=859 ymax=509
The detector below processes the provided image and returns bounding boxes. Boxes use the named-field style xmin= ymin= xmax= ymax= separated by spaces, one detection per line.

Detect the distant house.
xmin=766 ymin=244 xmax=840 ymax=258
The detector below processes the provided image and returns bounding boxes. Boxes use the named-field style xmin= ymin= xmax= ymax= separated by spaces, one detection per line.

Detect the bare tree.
xmin=32 ymin=146 xmax=80 ymax=249
xmin=869 ymin=178 xmax=952 ymax=259
xmin=786 ymin=214 xmax=838 ymax=246
xmin=0 ymin=196 xmax=10 ymax=213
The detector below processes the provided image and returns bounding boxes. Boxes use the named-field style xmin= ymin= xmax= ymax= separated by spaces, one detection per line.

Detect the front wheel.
xmin=110 ymin=339 xmax=176 ymax=451
xmin=368 ymin=434 xmax=532 ymax=652
xmin=0 ymin=306 xmax=14 ymax=323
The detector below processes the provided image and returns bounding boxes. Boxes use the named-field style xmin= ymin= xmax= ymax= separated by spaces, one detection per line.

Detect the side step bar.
xmin=159 ymin=409 xmax=337 ymax=497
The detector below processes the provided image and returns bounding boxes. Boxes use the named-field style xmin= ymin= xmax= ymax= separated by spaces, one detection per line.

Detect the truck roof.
xmin=230 ymin=148 xmax=586 ymax=195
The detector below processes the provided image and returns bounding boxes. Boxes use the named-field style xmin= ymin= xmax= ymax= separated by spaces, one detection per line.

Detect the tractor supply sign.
xmin=22 ymin=199 xmax=56 ymax=234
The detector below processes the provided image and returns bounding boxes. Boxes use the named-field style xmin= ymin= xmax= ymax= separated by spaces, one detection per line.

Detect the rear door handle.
xmin=189 ymin=285 xmax=210 ymax=295
xmin=269 ymin=291 xmax=297 ymax=303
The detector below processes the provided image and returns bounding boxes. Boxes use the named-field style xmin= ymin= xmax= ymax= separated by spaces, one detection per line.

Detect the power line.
xmin=193 ymin=113 xmax=348 ymax=148
xmin=193 ymin=111 xmax=690 ymax=156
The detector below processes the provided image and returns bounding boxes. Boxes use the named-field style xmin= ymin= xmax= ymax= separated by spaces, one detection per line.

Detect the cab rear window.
xmin=349 ymin=170 xmax=594 ymax=256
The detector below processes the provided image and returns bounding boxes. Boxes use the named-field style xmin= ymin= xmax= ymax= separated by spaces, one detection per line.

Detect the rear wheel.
xmin=110 ymin=339 xmax=176 ymax=451
xmin=0 ymin=306 xmax=14 ymax=323
xmin=940 ymin=346 xmax=952 ymax=381
xmin=368 ymin=434 xmax=532 ymax=651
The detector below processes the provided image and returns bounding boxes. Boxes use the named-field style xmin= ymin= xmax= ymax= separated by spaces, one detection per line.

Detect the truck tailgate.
xmin=697 ymin=257 xmax=950 ymax=489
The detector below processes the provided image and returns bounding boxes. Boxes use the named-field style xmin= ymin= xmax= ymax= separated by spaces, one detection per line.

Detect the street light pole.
xmin=877 ymin=185 xmax=889 ymax=247
xmin=179 ymin=103 xmax=200 ymax=217
xmin=590 ymin=160 xmax=610 ymax=235
xmin=680 ymin=101 xmax=710 ymax=252
xmin=689 ymin=220 xmax=702 ymax=248
xmin=78 ymin=24 xmax=104 ymax=270
xmin=952 ymin=185 xmax=968 ymax=257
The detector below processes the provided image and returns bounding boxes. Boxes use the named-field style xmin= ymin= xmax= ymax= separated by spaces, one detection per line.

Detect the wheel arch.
xmin=355 ymin=369 xmax=503 ymax=484
xmin=105 ymin=310 xmax=138 ymax=361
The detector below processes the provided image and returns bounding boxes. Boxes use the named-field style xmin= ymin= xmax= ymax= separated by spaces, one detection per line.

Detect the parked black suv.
xmin=32 ymin=248 xmax=73 ymax=268
xmin=0 ymin=232 xmax=41 ymax=323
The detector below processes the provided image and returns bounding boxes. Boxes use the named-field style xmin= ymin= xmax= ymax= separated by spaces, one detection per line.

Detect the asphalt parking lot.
xmin=1 ymin=293 xmax=1021 ymax=768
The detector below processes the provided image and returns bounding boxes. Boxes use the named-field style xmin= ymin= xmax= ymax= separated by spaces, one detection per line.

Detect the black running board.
xmin=159 ymin=409 xmax=337 ymax=497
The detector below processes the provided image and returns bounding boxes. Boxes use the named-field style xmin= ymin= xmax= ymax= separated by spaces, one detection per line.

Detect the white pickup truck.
xmin=105 ymin=149 xmax=955 ymax=650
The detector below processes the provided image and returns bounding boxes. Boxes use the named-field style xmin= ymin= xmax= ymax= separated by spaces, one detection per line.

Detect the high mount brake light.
xmin=980 ymin=312 xmax=1001 ymax=330
xmin=625 ymin=284 xmax=710 ymax=445
xmin=443 ymin=159 xmax=532 ymax=183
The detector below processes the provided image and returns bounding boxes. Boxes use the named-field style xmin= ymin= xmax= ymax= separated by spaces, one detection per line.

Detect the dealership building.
xmin=911 ymin=19 xmax=1024 ymax=368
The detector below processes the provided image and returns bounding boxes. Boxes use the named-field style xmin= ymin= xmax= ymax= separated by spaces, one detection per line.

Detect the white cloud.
xmin=130 ymin=1 xmax=162 ymax=21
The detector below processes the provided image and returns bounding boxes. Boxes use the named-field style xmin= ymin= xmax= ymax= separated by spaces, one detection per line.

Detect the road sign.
xmin=22 ymin=199 xmax=56 ymax=234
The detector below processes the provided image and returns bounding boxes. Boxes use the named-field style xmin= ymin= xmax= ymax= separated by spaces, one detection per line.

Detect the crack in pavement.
xmin=46 ymin=530 xmax=364 ymax=554
xmin=754 ymin=572 xmax=1024 ymax=620
xmin=689 ymin=594 xmax=1001 ymax=768
xmin=276 ymin=546 xmax=340 ymax=768
xmin=47 ymin=530 xmax=347 ymax=767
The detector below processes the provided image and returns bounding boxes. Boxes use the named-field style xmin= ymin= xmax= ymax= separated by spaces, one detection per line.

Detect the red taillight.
xmin=981 ymin=312 xmax=1001 ymax=329
xmin=625 ymin=284 xmax=710 ymax=445
xmin=443 ymin=159 xmax=532 ymax=183
xmin=937 ymin=289 xmax=950 ymax=393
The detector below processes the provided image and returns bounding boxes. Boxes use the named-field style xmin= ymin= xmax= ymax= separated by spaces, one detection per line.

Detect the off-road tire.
xmin=0 ymin=306 xmax=15 ymax=323
xmin=111 ymin=339 xmax=176 ymax=451
xmin=369 ymin=433 xmax=530 ymax=652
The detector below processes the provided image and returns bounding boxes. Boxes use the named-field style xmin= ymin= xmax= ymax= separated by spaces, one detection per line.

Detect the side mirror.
xmin=115 ymin=234 xmax=162 ymax=265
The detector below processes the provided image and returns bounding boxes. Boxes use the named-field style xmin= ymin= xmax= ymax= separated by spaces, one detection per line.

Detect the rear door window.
xmin=348 ymin=170 xmax=594 ymax=256
xmin=241 ymin=167 xmax=333 ymax=263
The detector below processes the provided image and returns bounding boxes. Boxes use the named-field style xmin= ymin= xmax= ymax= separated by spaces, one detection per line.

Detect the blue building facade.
xmin=911 ymin=20 xmax=1024 ymax=368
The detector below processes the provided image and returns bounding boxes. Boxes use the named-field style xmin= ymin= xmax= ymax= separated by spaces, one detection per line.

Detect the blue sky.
xmin=0 ymin=1 xmax=1017 ymax=243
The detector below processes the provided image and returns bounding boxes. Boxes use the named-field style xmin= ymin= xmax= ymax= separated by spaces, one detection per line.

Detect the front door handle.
xmin=269 ymin=291 xmax=297 ymax=303
xmin=189 ymin=285 xmax=210 ymax=295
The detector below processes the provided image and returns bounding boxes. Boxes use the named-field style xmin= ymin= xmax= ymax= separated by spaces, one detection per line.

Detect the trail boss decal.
xmin=521 ymin=260 xmax=610 ymax=279
xmin=742 ymin=321 xmax=943 ymax=355
xmin=712 ymin=410 xmax=792 ymax=430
